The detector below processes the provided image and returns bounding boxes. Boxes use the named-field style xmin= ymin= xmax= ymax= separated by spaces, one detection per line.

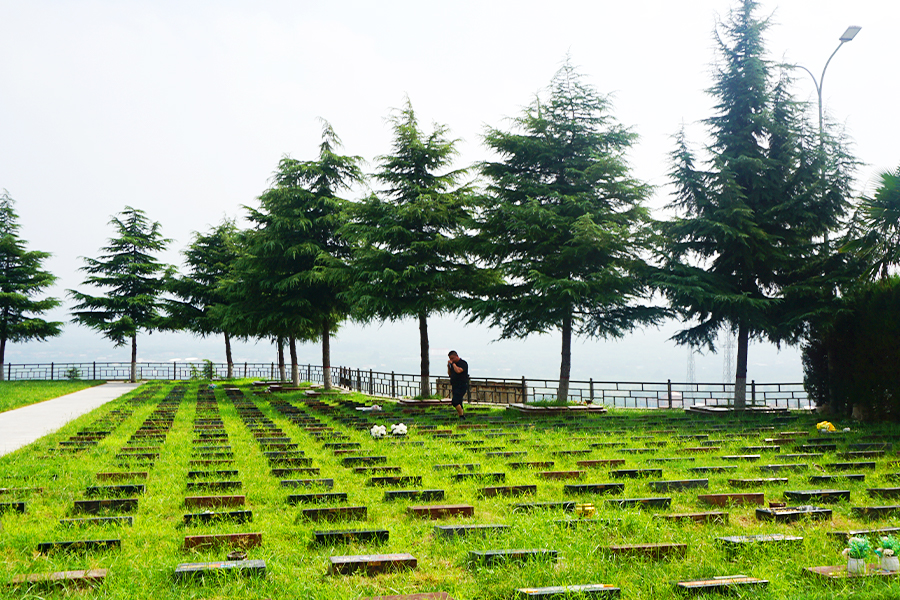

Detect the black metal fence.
xmin=2 ymin=361 xmax=811 ymax=409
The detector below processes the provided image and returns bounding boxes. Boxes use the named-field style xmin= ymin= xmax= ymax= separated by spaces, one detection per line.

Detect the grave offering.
xmin=173 ymin=559 xmax=266 ymax=580
xmin=515 ymin=584 xmax=621 ymax=598
xmin=328 ymin=553 xmax=417 ymax=575
xmin=468 ymin=548 xmax=557 ymax=566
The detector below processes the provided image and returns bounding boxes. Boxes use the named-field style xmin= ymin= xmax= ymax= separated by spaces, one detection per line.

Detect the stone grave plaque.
xmin=784 ymin=489 xmax=850 ymax=503
xmin=342 ymin=456 xmax=388 ymax=466
xmin=73 ymin=498 xmax=137 ymax=514
xmin=354 ymin=466 xmax=402 ymax=474
xmin=434 ymin=463 xmax=479 ymax=471
xmin=657 ymin=512 xmax=727 ymax=524
xmin=173 ymin=559 xmax=266 ymax=580
xmin=698 ymin=493 xmax=764 ymax=507
xmin=408 ymin=504 xmax=474 ymax=519
xmin=184 ymin=495 xmax=244 ymax=508
xmin=538 ymin=470 xmax=584 ymax=480
xmin=385 ymin=489 xmax=445 ymax=502
xmin=578 ymin=459 xmax=625 ymax=468
xmin=0 ymin=501 xmax=26 ymax=514
xmin=185 ymin=481 xmax=242 ymax=492
xmin=183 ymin=510 xmax=252 ymax=525
xmin=604 ymin=543 xmax=687 ymax=559
xmin=368 ymin=476 xmax=423 ymax=487
xmin=827 ymin=461 xmax=877 ymax=471
xmin=756 ymin=505 xmax=832 ymax=522
xmin=187 ymin=470 xmax=238 ymax=479
xmin=314 ymin=529 xmax=389 ymax=545
xmin=868 ymin=487 xmax=900 ymax=499
xmin=287 ymin=493 xmax=349 ymax=504
xmin=828 ymin=526 xmax=900 ymax=540
xmin=512 ymin=501 xmax=576 ymax=512
xmin=851 ymin=505 xmax=900 ymax=520
xmin=272 ymin=467 xmax=321 ymax=477
xmin=60 ymin=516 xmax=133 ymax=527
xmin=804 ymin=564 xmax=897 ymax=579
xmin=37 ymin=539 xmax=121 ymax=553
xmin=649 ymin=479 xmax=708 ymax=492
xmin=183 ymin=532 xmax=262 ymax=550
xmin=434 ymin=524 xmax=509 ymax=538
xmin=759 ymin=463 xmax=807 ymax=472
xmin=563 ymin=483 xmax=624 ymax=495
xmin=605 ymin=497 xmax=671 ymax=509
xmin=515 ymin=584 xmax=620 ymax=598
xmin=452 ymin=472 xmax=505 ymax=482
xmin=96 ymin=472 xmax=148 ymax=481
xmin=7 ymin=569 xmax=107 ymax=588
xmin=675 ymin=575 xmax=767 ymax=592
xmin=717 ymin=533 xmax=803 ymax=549
xmin=481 ymin=485 xmax=537 ymax=498
xmin=509 ymin=462 xmax=555 ymax=470
xmin=361 ymin=593 xmax=454 ymax=600
xmin=809 ymin=474 xmax=865 ymax=484
xmin=688 ymin=466 xmax=737 ymax=474
xmin=468 ymin=548 xmax=557 ymax=566
xmin=728 ymin=478 xmax=787 ymax=488
xmin=280 ymin=478 xmax=334 ymax=488
xmin=301 ymin=505 xmax=367 ymax=521
xmin=328 ymin=552 xmax=417 ymax=575
xmin=610 ymin=469 xmax=662 ymax=479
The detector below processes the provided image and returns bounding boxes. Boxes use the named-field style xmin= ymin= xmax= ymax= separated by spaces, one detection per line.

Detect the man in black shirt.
xmin=447 ymin=350 xmax=468 ymax=418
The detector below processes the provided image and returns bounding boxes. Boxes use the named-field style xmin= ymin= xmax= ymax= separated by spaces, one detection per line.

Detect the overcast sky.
xmin=0 ymin=0 xmax=896 ymax=384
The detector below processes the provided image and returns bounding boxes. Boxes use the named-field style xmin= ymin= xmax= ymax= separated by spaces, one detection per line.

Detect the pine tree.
xmin=163 ymin=219 xmax=242 ymax=378
xmin=0 ymin=190 xmax=63 ymax=379
xmin=470 ymin=60 xmax=662 ymax=402
xmin=69 ymin=207 xmax=171 ymax=383
xmin=660 ymin=0 xmax=855 ymax=409
xmin=234 ymin=121 xmax=364 ymax=388
xmin=343 ymin=99 xmax=486 ymax=397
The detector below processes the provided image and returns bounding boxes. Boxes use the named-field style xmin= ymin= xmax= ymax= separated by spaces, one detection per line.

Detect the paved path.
xmin=0 ymin=382 xmax=142 ymax=457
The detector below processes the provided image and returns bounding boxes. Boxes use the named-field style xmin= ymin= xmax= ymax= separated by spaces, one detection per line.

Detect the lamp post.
xmin=793 ymin=26 xmax=861 ymax=247
xmin=794 ymin=25 xmax=861 ymax=142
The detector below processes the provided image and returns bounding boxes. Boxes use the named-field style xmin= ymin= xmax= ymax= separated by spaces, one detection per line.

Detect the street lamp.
xmin=794 ymin=25 xmax=861 ymax=139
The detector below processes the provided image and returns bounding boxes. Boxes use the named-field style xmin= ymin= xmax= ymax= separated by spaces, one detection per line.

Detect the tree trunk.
xmin=734 ymin=321 xmax=749 ymax=411
xmin=557 ymin=309 xmax=572 ymax=402
xmin=277 ymin=337 xmax=286 ymax=382
xmin=419 ymin=311 xmax=430 ymax=398
xmin=322 ymin=321 xmax=332 ymax=391
xmin=289 ymin=336 xmax=299 ymax=386
xmin=224 ymin=332 xmax=233 ymax=379
xmin=130 ymin=334 xmax=137 ymax=383
xmin=0 ymin=334 xmax=6 ymax=382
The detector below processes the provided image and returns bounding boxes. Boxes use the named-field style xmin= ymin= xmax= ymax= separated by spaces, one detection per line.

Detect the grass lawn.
xmin=1 ymin=381 xmax=899 ymax=599
xmin=0 ymin=380 xmax=104 ymax=414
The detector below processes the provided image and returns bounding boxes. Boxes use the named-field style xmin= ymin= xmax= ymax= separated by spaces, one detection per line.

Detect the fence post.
xmin=356 ymin=368 xmax=361 ymax=392
xmin=93 ymin=361 xmax=96 ymax=381
xmin=7 ymin=363 xmax=11 ymax=381
xmin=369 ymin=369 xmax=373 ymax=395
xmin=751 ymin=380 xmax=756 ymax=405
xmin=51 ymin=362 xmax=54 ymax=381
xmin=391 ymin=371 xmax=396 ymax=398
xmin=589 ymin=378 xmax=594 ymax=403
xmin=667 ymin=379 xmax=673 ymax=410
xmin=521 ymin=376 xmax=527 ymax=405
xmin=244 ymin=362 xmax=247 ymax=378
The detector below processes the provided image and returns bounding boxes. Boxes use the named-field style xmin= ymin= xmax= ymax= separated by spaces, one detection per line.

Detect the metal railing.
xmin=0 ymin=361 xmax=811 ymax=409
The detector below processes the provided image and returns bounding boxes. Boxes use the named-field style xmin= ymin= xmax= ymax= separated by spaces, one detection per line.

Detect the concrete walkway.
xmin=0 ymin=382 xmax=142 ymax=457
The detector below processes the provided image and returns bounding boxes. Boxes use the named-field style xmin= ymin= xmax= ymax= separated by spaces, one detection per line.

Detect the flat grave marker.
xmin=385 ymin=489 xmax=445 ymax=502
xmin=183 ymin=510 xmax=253 ymax=525
xmin=515 ymin=584 xmax=621 ymax=598
xmin=481 ymin=485 xmax=536 ymax=498
xmin=657 ymin=511 xmax=728 ymax=524
xmin=717 ymin=533 xmax=803 ymax=550
xmin=183 ymin=532 xmax=262 ymax=550
xmin=314 ymin=529 xmax=389 ymax=545
xmin=60 ymin=516 xmax=133 ymax=527
xmin=563 ymin=483 xmax=625 ymax=495
xmin=756 ymin=505 xmax=832 ymax=522
xmin=7 ymin=569 xmax=107 ymax=588
xmin=408 ymin=504 xmax=474 ymax=519
xmin=649 ymin=479 xmax=708 ymax=492
xmin=605 ymin=497 xmax=671 ymax=509
xmin=37 ymin=539 xmax=121 ymax=553
xmin=697 ymin=493 xmax=764 ymax=507
xmin=73 ymin=498 xmax=137 ymax=514
xmin=784 ymin=489 xmax=850 ymax=503
xmin=675 ymin=575 xmax=768 ymax=593
xmin=173 ymin=559 xmax=266 ymax=580
xmin=604 ymin=543 xmax=687 ymax=559
xmin=301 ymin=505 xmax=367 ymax=521
xmin=468 ymin=548 xmax=557 ymax=566
xmin=328 ymin=553 xmax=417 ymax=575
xmin=184 ymin=495 xmax=244 ymax=509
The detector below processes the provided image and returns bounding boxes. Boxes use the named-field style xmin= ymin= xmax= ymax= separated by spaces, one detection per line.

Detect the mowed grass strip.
xmin=4 ymin=381 xmax=900 ymax=598
xmin=0 ymin=380 xmax=104 ymax=413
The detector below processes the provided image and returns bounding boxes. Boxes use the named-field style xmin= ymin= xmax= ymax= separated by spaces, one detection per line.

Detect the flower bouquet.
xmin=370 ymin=424 xmax=387 ymax=439
xmin=390 ymin=423 xmax=408 ymax=436
xmin=842 ymin=536 xmax=872 ymax=575
xmin=876 ymin=535 xmax=900 ymax=572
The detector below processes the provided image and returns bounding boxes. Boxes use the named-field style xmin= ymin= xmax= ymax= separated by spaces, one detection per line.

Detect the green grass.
xmin=2 ymin=382 xmax=900 ymax=599
xmin=0 ymin=380 xmax=104 ymax=413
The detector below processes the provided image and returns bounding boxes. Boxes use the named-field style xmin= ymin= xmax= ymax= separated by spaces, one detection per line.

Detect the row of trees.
xmin=4 ymin=1 xmax=896 ymax=414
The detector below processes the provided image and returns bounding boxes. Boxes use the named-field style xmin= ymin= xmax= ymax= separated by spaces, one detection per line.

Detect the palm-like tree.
xmin=844 ymin=165 xmax=900 ymax=280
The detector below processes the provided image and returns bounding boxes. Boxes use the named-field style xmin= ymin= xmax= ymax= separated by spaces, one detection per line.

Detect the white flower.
xmin=370 ymin=424 xmax=387 ymax=438
xmin=390 ymin=423 xmax=408 ymax=436
xmin=885 ymin=549 xmax=895 ymax=557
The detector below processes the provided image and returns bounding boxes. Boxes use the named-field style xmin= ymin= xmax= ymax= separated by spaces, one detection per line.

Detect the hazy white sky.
xmin=0 ymin=0 xmax=896 ymax=383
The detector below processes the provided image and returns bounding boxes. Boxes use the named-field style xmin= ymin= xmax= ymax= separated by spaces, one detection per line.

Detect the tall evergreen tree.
xmin=470 ymin=61 xmax=662 ymax=402
xmin=343 ymin=99 xmax=486 ymax=397
xmin=659 ymin=0 xmax=855 ymax=409
xmin=69 ymin=207 xmax=171 ymax=383
xmin=163 ymin=219 xmax=242 ymax=378
xmin=233 ymin=121 xmax=364 ymax=388
xmin=0 ymin=190 xmax=63 ymax=379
